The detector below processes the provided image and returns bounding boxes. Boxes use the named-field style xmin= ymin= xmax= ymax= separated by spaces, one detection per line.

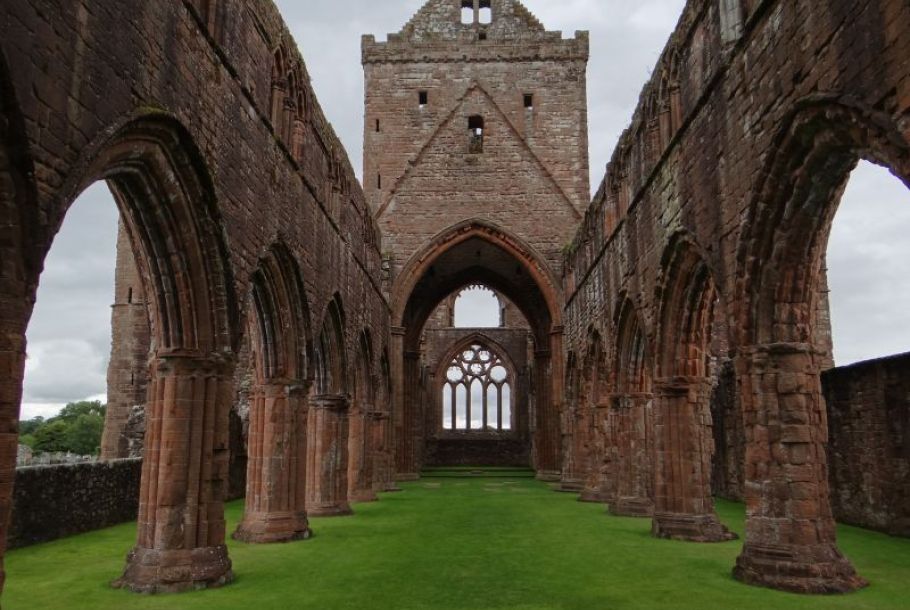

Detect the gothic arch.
xmin=307 ymin=293 xmax=353 ymax=517
xmin=731 ymin=97 xmax=908 ymax=592
xmin=655 ymin=234 xmax=720 ymax=379
xmin=12 ymin=112 xmax=241 ymax=593
xmin=607 ymin=297 xmax=654 ymax=517
xmin=315 ymin=294 xmax=349 ymax=395
xmin=435 ymin=332 xmax=518 ymax=434
xmin=391 ymin=219 xmax=563 ymax=341
xmin=349 ymin=329 xmax=378 ymax=502
xmin=736 ymin=98 xmax=910 ymax=346
xmin=650 ymin=234 xmax=736 ymax=542
xmin=53 ymin=114 xmax=239 ymax=356
xmin=235 ymin=241 xmax=312 ymax=544
xmin=247 ymin=242 xmax=313 ymax=383
xmin=613 ymin=298 xmax=652 ymax=394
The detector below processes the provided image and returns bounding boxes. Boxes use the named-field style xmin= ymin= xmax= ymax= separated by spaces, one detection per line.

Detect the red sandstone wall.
xmin=822 ymin=353 xmax=910 ymax=536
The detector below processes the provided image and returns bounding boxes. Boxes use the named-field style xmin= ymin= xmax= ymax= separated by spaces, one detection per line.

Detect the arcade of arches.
xmin=0 ymin=0 xmax=908 ymax=602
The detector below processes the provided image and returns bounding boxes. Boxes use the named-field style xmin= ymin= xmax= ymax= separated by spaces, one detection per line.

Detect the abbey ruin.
xmin=0 ymin=0 xmax=908 ymax=601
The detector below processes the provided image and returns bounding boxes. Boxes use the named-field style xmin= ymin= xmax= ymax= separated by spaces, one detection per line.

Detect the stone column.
xmin=580 ymin=400 xmax=611 ymax=503
xmin=732 ymin=344 xmax=866 ymax=593
xmin=115 ymin=350 xmax=235 ymax=593
xmin=0 ymin=306 xmax=26 ymax=596
xmin=396 ymin=350 xmax=421 ymax=481
xmin=348 ymin=402 xmax=377 ymax=503
xmin=373 ymin=410 xmax=400 ymax=492
xmin=558 ymin=405 xmax=583 ymax=492
xmin=651 ymin=377 xmax=736 ymax=542
xmin=534 ymin=348 xmax=560 ymax=481
xmin=306 ymin=394 xmax=352 ymax=517
xmin=233 ymin=381 xmax=310 ymax=543
xmin=609 ymin=393 xmax=654 ymax=517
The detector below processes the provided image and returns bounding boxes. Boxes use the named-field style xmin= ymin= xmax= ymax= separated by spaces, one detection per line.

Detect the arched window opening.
xmin=441 ymin=343 xmax=512 ymax=432
xmin=468 ymin=115 xmax=484 ymax=153
xmin=826 ymin=160 xmax=910 ymax=365
xmin=719 ymin=0 xmax=744 ymax=44
xmin=479 ymin=0 xmax=492 ymax=25
xmin=461 ymin=1 xmax=474 ymax=25
xmin=454 ymin=286 xmax=501 ymax=327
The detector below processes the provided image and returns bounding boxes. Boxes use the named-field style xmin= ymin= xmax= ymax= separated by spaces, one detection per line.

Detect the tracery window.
xmin=442 ymin=343 xmax=512 ymax=431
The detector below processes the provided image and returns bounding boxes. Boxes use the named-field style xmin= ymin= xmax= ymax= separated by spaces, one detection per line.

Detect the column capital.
xmin=310 ymin=393 xmax=351 ymax=411
xmin=653 ymin=376 xmax=710 ymax=396
xmin=390 ymin=326 xmax=406 ymax=337
xmin=153 ymin=349 xmax=235 ymax=376
xmin=549 ymin=325 xmax=565 ymax=336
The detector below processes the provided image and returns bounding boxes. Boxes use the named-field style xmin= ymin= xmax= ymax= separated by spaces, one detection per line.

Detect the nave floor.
xmin=5 ymin=470 xmax=909 ymax=609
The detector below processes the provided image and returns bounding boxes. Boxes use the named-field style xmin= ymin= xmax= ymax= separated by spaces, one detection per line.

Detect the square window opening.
xmin=418 ymin=90 xmax=428 ymax=107
xmin=524 ymin=94 xmax=534 ymax=109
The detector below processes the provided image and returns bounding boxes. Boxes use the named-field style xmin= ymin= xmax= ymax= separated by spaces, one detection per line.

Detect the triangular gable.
xmin=376 ymin=81 xmax=582 ymax=221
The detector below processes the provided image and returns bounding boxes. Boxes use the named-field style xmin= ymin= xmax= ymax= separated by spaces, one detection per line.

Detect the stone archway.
xmin=234 ymin=242 xmax=313 ymax=544
xmin=390 ymin=219 xmax=565 ymax=480
xmin=732 ymin=99 xmax=910 ymax=593
xmin=0 ymin=110 xmax=241 ymax=594
xmin=650 ymin=234 xmax=736 ymax=543
xmin=307 ymin=294 xmax=353 ymax=517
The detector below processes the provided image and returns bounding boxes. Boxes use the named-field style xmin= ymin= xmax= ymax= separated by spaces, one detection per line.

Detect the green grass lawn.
xmin=4 ymin=472 xmax=909 ymax=609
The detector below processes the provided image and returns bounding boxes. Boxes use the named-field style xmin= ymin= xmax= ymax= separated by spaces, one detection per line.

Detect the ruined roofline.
xmin=562 ymin=0 xmax=718 ymax=279
xmin=362 ymin=32 xmax=589 ymax=65
xmin=362 ymin=0 xmax=588 ymax=64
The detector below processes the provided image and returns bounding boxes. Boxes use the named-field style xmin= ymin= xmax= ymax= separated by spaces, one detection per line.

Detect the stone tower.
xmin=364 ymin=0 xmax=589 ymax=478
xmin=100 ymin=221 xmax=150 ymax=460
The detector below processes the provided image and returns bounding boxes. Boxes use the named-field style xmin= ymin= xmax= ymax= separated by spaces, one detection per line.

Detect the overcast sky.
xmin=19 ymin=1 xmax=910 ymax=420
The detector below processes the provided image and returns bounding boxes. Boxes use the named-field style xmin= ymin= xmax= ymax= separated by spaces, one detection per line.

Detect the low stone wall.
xmin=822 ymin=353 xmax=910 ymax=537
xmin=424 ymin=437 xmax=529 ymax=467
xmin=9 ymin=458 xmax=142 ymax=549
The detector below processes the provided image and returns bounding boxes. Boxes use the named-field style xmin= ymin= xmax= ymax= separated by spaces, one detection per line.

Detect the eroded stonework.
xmin=0 ymin=0 xmax=907 ymax=601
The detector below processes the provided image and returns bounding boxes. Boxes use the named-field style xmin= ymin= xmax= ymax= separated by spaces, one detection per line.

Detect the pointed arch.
xmin=655 ymin=234 xmax=720 ymax=378
xmin=315 ymin=293 xmax=348 ymax=395
xmin=249 ymin=242 xmax=312 ymax=383
xmin=235 ymin=242 xmax=312 ymax=544
xmin=736 ymin=98 xmax=910 ymax=346
xmin=392 ymin=219 xmax=562 ymax=344
xmin=731 ymin=97 xmax=906 ymax=592
xmin=613 ymin=298 xmax=652 ymax=394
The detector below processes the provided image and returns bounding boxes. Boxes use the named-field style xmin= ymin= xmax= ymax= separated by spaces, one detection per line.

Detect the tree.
xmin=19 ymin=417 xmax=45 ymax=436
xmin=31 ymin=420 xmax=69 ymax=453
xmin=65 ymin=413 xmax=105 ymax=455
xmin=57 ymin=400 xmax=106 ymax=422
xmin=21 ymin=401 xmax=108 ymax=456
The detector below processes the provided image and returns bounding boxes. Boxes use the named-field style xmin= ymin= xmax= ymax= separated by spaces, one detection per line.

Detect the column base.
xmin=382 ymin=482 xmax=403 ymax=492
xmin=579 ymin=487 xmax=611 ymax=503
xmin=734 ymin=542 xmax=868 ymax=594
xmin=609 ymin=496 xmax=653 ymax=518
xmin=652 ymin=511 xmax=738 ymax=543
xmin=557 ymin=477 xmax=584 ymax=492
xmin=395 ymin=472 xmax=420 ymax=482
xmin=535 ymin=470 xmax=561 ymax=482
xmin=112 ymin=545 xmax=233 ymax=594
xmin=307 ymin=503 xmax=354 ymax=517
xmin=232 ymin=512 xmax=311 ymax=544
xmin=350 ymin=489 xmax=378 ymax=503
